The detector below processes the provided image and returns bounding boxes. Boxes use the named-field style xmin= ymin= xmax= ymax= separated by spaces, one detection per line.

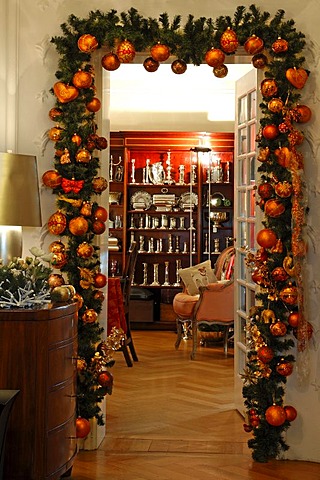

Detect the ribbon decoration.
xmin=61 ymin=177 xmax=84 ymax=193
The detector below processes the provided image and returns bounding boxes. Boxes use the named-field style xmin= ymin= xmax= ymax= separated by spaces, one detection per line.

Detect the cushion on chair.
xmin=173 ymin=292 xmax=199 ymax=319
xmin=178 ymin=260 xmax=217 ymax=295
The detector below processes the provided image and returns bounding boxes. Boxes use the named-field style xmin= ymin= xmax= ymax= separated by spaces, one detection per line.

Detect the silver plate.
xmin=178 ymin=192 xmax=198 ymax=210
xmin=130 ymin=190 xmax=152 ymax=210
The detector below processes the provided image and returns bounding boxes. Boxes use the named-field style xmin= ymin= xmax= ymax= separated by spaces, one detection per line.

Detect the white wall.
xmin=1 ymin=0 xmax=320 ymax=462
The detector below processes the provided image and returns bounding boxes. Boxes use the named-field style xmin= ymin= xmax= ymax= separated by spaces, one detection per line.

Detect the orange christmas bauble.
xmin=69 ymin=217 xmax=89 ymax=236
xmin=264 ymin=198 xmax=285 ymax=218
xmin=272 ymin=37 xmax=288 ymax=54
xmin=82 ymin=309 xmax=98 ymax=323
xmin=116 ymin=40 xmax=136 ymax=63
xmin=244 ymin=35 xmax=264 ymax=55
xmin=204 ymin=48 xmax=225 ymax=67
xmin=257 ymin=346 xmax=274 ymax=364
xmin=294 ymin=104 xmax=312 ymax=123
xmin=96 ymin=136 xmax=108 ymax=150
xmin=260 ymin=79 xmax=278 ymax=98
xmin=77 ymin=242 xmax=94 ymax=258
xmin=101 ymin=52 xmax=121 ymax=71
xmin=171 ymin=59 xmax=187 ymax=74
xmin=53 ymin=82 xmax=79 ymax=103
xmin=284 ymin=405 xmax=297 ymax=422
xmin=288 ymin=311 xmax=300 ymax=328
xmin=262 ymin=124 xmax=279 ymax=140
xmin=48 ymin=211 xmax=67 ymax=235
xmin=42 ymin=170 xmax=62 ymax=189
xmin=92 ymin=176 xmax=108 ymax=193
xmin=220 ymin=27 xmax=238 ymax=53
xmin=51 ymin=252 xmax=68 ymax=269
xmin=143 ymin=57 xmax=160 ymax=72
xmin=94 ymin=290 xmax=105 ymax=302
xmin=49 ymin=240 xmax=65 ymax=253
xmin=275 ymin=181 xmax=293 ymax=198
xmin=150 ymin=43 xmax=170 ymax=62
xmin=93 ymin=206 xmax=108 ymax=222
xmin=270 ymin=321 xmax=287 ymax=337
xmin=76 ymin=148 xmax=91 ymax=163
xmin=72 ymin=70 xmax=93 ymax=89
xmin=271 ymin=267 xmax=289 ymax=282
xmin=86 ymin=97 xmax=101 ymax=112
xmin=258 ymin=182 xmax=274 ymax=199
xmin=265 ymin=405 xmax=287 ymax=426
xmin=256 ymin=228 xmax=277 ymax=249
xmin=268 ymin=98 xmax=284 ymax=113
xmin=276 ymin=361 xmax=293 ymax=376
xmin=92 ymin=220 xmax=106 ymax=235
xmin=77 ymin=34 xmax=98 ymax=53
xmin=94 ymin=273 xmax=107 ymax=288
xmin=76 ymin=417 xmax=90 ymax=438
xmin=97 ymin=371 xmax=113 ymax=388
xmin=49 ymin=107 xmax=63 ymax=121
xmin=71 ymin=133 xmax=82 ymax=146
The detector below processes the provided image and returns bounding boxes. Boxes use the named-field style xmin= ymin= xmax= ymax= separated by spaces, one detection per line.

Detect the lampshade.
xmin=0 ymin=153 xmax=42 ymax=263
xmin=0 ymin=152 xmax=42 ymax=226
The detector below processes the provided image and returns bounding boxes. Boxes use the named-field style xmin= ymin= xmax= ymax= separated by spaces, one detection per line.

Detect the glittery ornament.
xmin=116 ymin=40 xmax=136 ymax=63
xmin=220 ymin=27 xmax=238 ymax=53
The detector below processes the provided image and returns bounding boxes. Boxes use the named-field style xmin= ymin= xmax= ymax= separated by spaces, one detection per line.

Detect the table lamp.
xmin=0 ymin=152 xmax=42 ymax=264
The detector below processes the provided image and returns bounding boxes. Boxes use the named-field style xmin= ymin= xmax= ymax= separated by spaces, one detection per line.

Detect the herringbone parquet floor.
xmin=71 ymin=331 xmax=320 ymax=480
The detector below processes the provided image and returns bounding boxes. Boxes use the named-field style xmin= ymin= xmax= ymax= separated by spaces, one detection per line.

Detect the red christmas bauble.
xmin=256 ymin=229 xmax=277 ymax=249
xmin=93 ymin=206 xmax=108 ymax=222
xmin=94 ymin=273 xmax=107 ymax=289
xmin=262 ymin=124 xmax=279 ymax=140
xmin=265 ymin=405 xmax=287 ymax=426
xmin=257 ymin=345 xmax=274 ymax=364
xmin=143 ymin=57 xmax=160 ymax=72
xmin=220 ymin=27 xmax=238 ymax=54
xmin=76 ymin=417 xmax=91 ymax=438
xmin=117 ymin=40 xmax=136 ymax=63
xmin=69 ymin=217 xmax=89 ymax=236
xmin=82 ymin=309 xmax=98 ymax=323
xmin=49 ymin=107 xmax=63 ymax=121
xmin=294 ymin=105 xmax=312 ymax=123
xmin=101 ymin=52 xmax=120 ymax=71
xmin=77 ymin=34 xmax=98 ymax=53
xmin=272 ymin=37 xmax=288 ymax=54
xmin=48 ymin=273 xmax=65 ymax=289
xmin=252 ymin=53 xmax=268 ymax=69
xmin=276 ymin=361 xmax=293 ymax=376
xmin=97 ymin=371 xmax=114 ymax=388
xmin=288 ymin=311 xmax=300 ymax=328
xmin=171 ymin=59 xmax=187 ymax=74
xmin=42 ymin=170 xmax=62 ymax=189
xmin=92 ymin=220 xmax=106 ymax=235
xmin=271 ymin=267 xmax=289 ymax=282
xmin=213 ymin=64 xmax=228 ymax=78
xmin=96 ymin=136 xmax=108 ymax=150
xmin=150 ymin=43 xmax=170 ymax=62
xmin=72 ymin=70 xmax=93 ymax=89
xmin=258 ymin=182 xmax=274 ymax=199
xmin=270 ymin=321 xmax=287 ymax=337
xmin=260 ymin=79 xmax=278 ymax=98
xmin=204 ymin=48 xmax=225 ymax=67
xmin=92 ymin=176 xmax=108 ymax=193
xmin=284 ymin=405 xmax=297 ymax=422
xmin=244 ymin=35 xmax=264 ymax=55
xmin=264 ymin=198 xmax=285 ymax=218
xmin=48 ymin=211 xmax=67 ymax=235
xmin=94 ymin=290 xmax=105 ymax=303
xmin=86 ymin=97 xmax=101 ymax=112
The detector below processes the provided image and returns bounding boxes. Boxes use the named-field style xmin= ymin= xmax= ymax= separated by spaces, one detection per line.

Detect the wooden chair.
xmin=120 ymin=241 xmax=139 ymax=366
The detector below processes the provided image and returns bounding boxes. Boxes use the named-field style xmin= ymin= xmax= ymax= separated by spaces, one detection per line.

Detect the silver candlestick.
xmin=160 ymin=214 xmax=168 ymax=229
xmin=156 ymin=238 xmax=163 ymax=253
xmin=190 ymin=164 xmax=197 ymax=184
xmin=179 ymin=217 xmax=186 ymax=230
xmin=183 ymin=241 xmax=188 ymax=253
xmin=152 ymin=216 xmax=159 ymax=229
xmin=131 ymin=158 xmax=136 ymax=183
xmin=148 ymin=238 xmax=154 ymax=253
xmin=173 ymin=259 xmax=182 ymax=286
xmin=192 ymin=232 xmax=196 ymax=253
xmin=138 ymin=235 xmax=145 ymax=253
xmin=204 ymin=233 xmax=209 ymax=254
xmin=178 ymin=165 xmax=185 ymax=185
xmin=145 ymin=159 xmax=151 ymax=184
xmin=163 ymin=261 xmax=171 ymax=286
xmin=140 ymin=263 xmax=148 ymax=286
xmin=150 ymin=263 xmax=160 ymax=286
xmin=213 ymin=238 xmax=220 ymax=253
xmin=168 ymin=234 xmax=173 ymax=253
xmin=175 ymin=235 xmax=180 ymax=253
xmin=169 ymin=217 xmax=176 ymax=229
xmin=164 ymin=150 xmax=174 ymax=184
xmin=225 ymin=161 xmax=230 ymax=183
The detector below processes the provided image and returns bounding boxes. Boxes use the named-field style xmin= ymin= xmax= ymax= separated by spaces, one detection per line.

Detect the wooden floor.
xmin=71 ymin=331 xmax=320 ymax=479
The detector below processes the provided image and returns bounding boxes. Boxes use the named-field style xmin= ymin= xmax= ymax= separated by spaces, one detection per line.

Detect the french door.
xmin=234 ymin=68 xmax=262 ymax=412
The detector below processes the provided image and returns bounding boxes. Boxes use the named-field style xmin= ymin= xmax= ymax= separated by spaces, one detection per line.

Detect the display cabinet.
xmin=109 ymin=132 xmax=234 ymax=327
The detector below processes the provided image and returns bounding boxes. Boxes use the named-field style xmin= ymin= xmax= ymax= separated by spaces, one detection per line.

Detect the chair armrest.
xmin=195 ymin=281 xmax=234 ymax=322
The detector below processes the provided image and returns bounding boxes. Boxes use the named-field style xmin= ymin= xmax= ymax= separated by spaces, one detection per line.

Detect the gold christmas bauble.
xmin=264 ymin=198 xmax=285 ymax=218
xmin=260 ymin=79 xmax=278 ymax=98
xmin=77 ymin=242 xmax=94 ymax=258
xmin=48 ymin=211 xmax=67 ymax=235
xmin=49 ymin=241 xmax=66 ymax=254
xmin=82 ymin=309 xmax=98 ymax=323
xmin=116 ymin=40 xmax=136 ymax=63
xmin=268 ymin=97 xmax=284 ymax=113
xmin=279 ymin=284 xmax=298 ymax=305
xmin=220 ymin=27 xmax=238 ymax=54
xmin=92 ymin=176 xmax=108 ymax=193
xmin=48 ymin=273 xmax=65 ymax=289
xmin=69 ymin=216 xmax=89 ymax=236
xmin=71 ymin=133 xmax=82 ymax=146
xmin=76 ymin=148 xmax=91 ymax=163
xmin=51 ymin=252 xmax=68 ymax=269
xmin=272 ymin=37 xmax=288 ymax=54
xmin=244 ymin=35 xmax=264 ymax=55
xmin=213 ymin=64 xmax=228 ymax=78
xmin=270 ymin=321 xmax=287 ymax=337
xmin=275 ymin=181 xmax=293 ymax=198
xmin=42 ymin=170 xmax=62 ymax=189
xmin=48 ymin=126 xmax=63 ymax=142
xmin=49 ymin=107 xmax=63 ymax=121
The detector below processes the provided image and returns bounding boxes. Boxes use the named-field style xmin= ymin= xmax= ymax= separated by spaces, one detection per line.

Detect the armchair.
xmin=173 ymin=247 xmax=235 ymax=359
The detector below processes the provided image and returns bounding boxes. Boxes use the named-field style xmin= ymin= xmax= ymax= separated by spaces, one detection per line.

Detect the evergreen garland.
xmin=47 ymin=4 xmax=309 ymax=456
